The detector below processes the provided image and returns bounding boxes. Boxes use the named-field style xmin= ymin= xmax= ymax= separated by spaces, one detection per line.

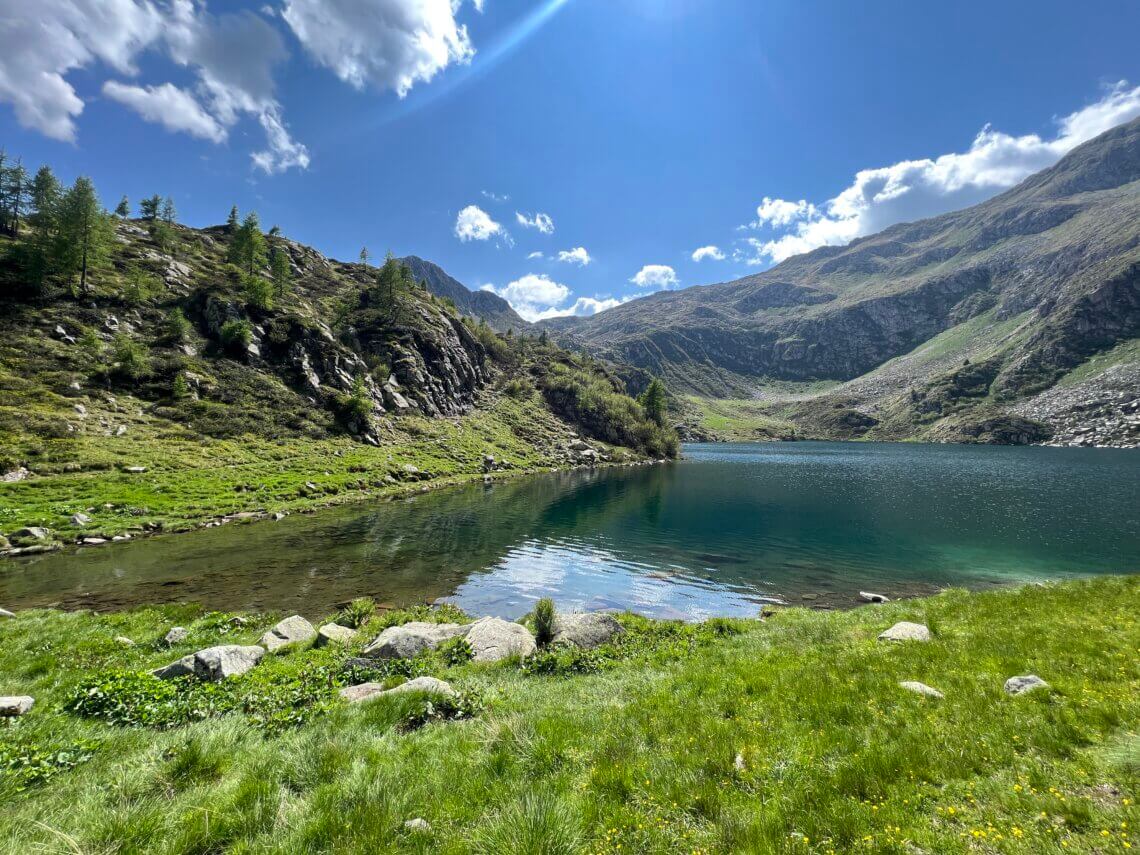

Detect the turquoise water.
xmin=1 ymin=442 xmax=1137 ymax=619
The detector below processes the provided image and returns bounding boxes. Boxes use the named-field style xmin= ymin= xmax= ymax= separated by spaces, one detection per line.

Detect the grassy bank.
xmin=0 ymin=393 xmax=642 ymax=543
xmin=1 ymin=576 xmax=1136 ymax=853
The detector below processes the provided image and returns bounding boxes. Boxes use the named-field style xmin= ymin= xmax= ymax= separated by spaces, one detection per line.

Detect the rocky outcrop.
xmin=1005 ymin=674 xmax=1050 ymax=695
xmin=315 ymin=623 xmax=358 ymax=647
xmin=0 ymin=696 xmax=34 ymax=716
xmin=878 ymin=622 xmax=933 ymax=642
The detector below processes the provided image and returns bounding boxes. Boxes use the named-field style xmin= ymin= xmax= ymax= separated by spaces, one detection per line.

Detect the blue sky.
xmin=3 ymin=0 xmax=1140 ymax=321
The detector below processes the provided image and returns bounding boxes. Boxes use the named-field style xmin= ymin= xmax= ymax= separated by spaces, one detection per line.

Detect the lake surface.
xmin=1 ymin=442 xmax=1137 ymax=619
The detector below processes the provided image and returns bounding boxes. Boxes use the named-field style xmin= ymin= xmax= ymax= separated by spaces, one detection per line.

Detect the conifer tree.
xmin=114 ymin=196 xmax=130 ymax=218
xmin=57 ymin=176 xmax=114 ymax=295
xmin=638 ymin=378 xmax=668 ymax=427
xmin=359 ymin=246 xmax=370 ymax=266
xmin=228 ymin=211 xmax=268 ymax=276
xmin=3 ymin=158 xmax=27 ymax=236
xmin=160 ymin=196 xmax=176 ymax=223
xmin=227 ymin=205 xmax=239 ymax=230
xmin=139 ymin=194 xmax=161 ymax=220
xmin=270 ymin=245 xmax=290 ymax=298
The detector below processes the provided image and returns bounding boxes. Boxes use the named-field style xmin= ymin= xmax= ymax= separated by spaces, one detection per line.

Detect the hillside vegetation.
xmin=0 ymin=163 xmax=676 ymax=545
xmin=0 ymin=576 xmax=1136 ymax=852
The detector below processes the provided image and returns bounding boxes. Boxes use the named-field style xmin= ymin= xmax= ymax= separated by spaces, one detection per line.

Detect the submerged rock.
xmin=260 ymin=615 xmax=317 ymax=651
xmin=0 ymin=696 xmax=35 ymax=716
xmin=362 ymin=622 xmax=467 ymax=659
xmin=338 ymin=676 xmax=457 ymax=703
xmin=899 ymin=681 xmax=944 ymax=699
xmin=551 ymin=612 xmax=623 ymax=649
xmin=315 ymin=623 xmax=358 ymax=647
xmin=1005 ymin=674 xmax=1050 ymax=696
xmin=153 ymin=645 xmax=265 ymax=681
xmin=878 ymin=622 xmax=932 ymax=642
xmin=464 ymin=617 xmax=536 ymax=662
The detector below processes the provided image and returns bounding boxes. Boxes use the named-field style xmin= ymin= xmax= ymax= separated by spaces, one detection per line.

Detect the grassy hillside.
xmin=0 ymin=204 xmax=677 ymax=546
xmin=0 ymin=576 xmax=1136 ymax=852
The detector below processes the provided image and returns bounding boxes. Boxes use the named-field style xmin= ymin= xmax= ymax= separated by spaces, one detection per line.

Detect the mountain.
xmin=399 ymin=255 xmax=530 ymax=333
xmin=549 ymin=118 xmax=1140 ymax=446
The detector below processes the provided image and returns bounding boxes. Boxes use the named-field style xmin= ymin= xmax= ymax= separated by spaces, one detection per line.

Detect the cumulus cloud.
xmin=282 ymin=0 xmax=475 ymax=96
xmin=691 ymin=245 xmax=725 ymax=262
xmin=556 ymin=246 xmax=592 ymax=266
xmin=455 ymin=204 xmax=510 ymax=244
xmin=516 ymin=211 xmax=555 ymax=234
xmin=744 ymin=82 xmax=1140 ymax=264
xmin=102 ymin=81 xmax=225 ymax=142
xmin=631 ymin=264 xmax=679 ymax=290
xmin=527 ymin=251 xmax=544 ymax=259
xmin=0 ymin=0 xmax=307 ymax=172
xmin=483 ymin=275 xmax=631 ymax=321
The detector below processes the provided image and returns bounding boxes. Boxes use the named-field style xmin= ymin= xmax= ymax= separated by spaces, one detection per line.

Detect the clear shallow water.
xmin=1 ymin=442 xmax=1137 ymax=619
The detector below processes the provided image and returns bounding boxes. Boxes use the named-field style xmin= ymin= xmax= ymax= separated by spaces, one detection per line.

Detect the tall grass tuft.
xmin=533 ymin=598 xmax=556 ymax=647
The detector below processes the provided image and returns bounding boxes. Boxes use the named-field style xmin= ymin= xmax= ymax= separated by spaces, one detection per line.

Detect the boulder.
xmin=0 ymin=536 xmax=9 ymax=551
xmin=338 ymin=676 xmax=457 ymax=703
xmin=1005 ymin=675 xmax=1050 ymax=696
xmin=123 ymin=466 xmax=147 ymax=474
xmin=859 ymin=591 xmax=890 ymax=603
xmin=115 ymin=636 xmax=136 ymax=647
xmin=259 ymin=615 xmax=317 ymax=651
xmin=464 ymin=617 xmax=537 ymax=662
xmin=878 ymin=622 xmax=932 ymax=642
xmin=404 ymin=818 xmax=432 ymax=834
xmin=163 ymin=626 xmax=189 ymax=646
xmin=551 ymin=612 xmax=623 ymax=649
xmin=0 ymin=607 xmax=15 ymax=619
xmin=0 ymin=696 xmax=35 ymax=716
xmin=153 ymin=645 xmax=264 ymax=681
xmin=899 ymin=681 xmax=944 ymax=699
xmin=315 ymin=623 xmax=358 ymax=647
xmin=70 ymin=513 xmax=92 ymax=527
xmin=361 ymin=622 xmax=467 ymax=659
xmin=10 ymin=527 xmax=50 ymax=545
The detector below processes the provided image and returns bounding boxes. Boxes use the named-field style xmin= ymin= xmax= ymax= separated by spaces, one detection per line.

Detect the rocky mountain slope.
xmin=550 ymin=118 xmax=1140 ymax=446
xmin=399 ymin=255 xmax=530 ymax=333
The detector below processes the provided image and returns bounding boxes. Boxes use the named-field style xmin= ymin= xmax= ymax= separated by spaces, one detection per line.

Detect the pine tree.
xmin=20 ymin=165 xmax=63 ymax=289
xmin=57 ymin=177 xmax=114 ymax=295
xmin=160 ymin=196 xmax=176 ymax=223
xmin=114 ymin=196 xmax=130 ymax=218
xmin=0 ymin=150 xmax=7 ymax=233
xmin=29 ymin=165 xmax=62 ymax=227
xmin=4 ymin=158 xmax=27 ymax=237
xmin=270 ymin=245 xmax=290 ymax=298
xmin=228 ymin=211 xmax=268 ymax=276
xmin=359 ymin=246 xmax=370 ymax=266
xmin=638 ymin=378 xmax=668 ymax=427
xmin=139 ymin=194 xmax=161 ymax=220
xmin=227 ymin=205 xmax=239 ymax=230
xmin=268 ymin=224 xmax=281 ymax=237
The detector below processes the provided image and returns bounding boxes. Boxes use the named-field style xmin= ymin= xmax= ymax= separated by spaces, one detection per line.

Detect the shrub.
xmin=0 ymin=740 xmax=98 ymax=793
xmin=533 ymin=597 xmax=556 ymax=646
xmin=336 ymin=597 xmax=376 ymax=629
xmin=397 ymin=687 xmax=483 ymax=732
xmin=521 ymin=645 xmax=602 ymax=677
xmin=219 ymin=319 xmax=252 ymax=355
xmin=164 ymin=307 xmax=192 ymax=343
xmin=111 ymin=333 xmax=150 ymax=381
xmin=503 ymin=377 xmax=533 ymax=400
xmin=438 ymin=636 xmax=474 ymax=665
xmin=242 ymin=274 xmax=274 ymax=311
xmin=123 ymin=268 xmax=161 ymax=306
xmin=172 ymin=373 xmax=191 ymax=400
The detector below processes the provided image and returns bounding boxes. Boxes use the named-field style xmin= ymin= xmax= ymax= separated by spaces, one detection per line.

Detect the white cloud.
xmin=516 ymin=211 xmax=555 ymax=234
xmin=455 ymin=204 xmax=510 ymax=243
xmin=282 ymin=0 xmax=475 ymax=96
xmin=745 ymin=82 xmax=1140 ymax=264
xmin=556 ymin=246 xmax=592 ymax=266
xmin=0 ymin=0 xmax=307 ymax=172
xmin=691 ymin=245 xmax=725 ymax=262
xmin=527 ymin=251 xmax=544 ymax=259
xmin=102 ymin=81 xmax=225 ymax=142
xmin=482 ymin=190 xmax=510 ymax=203
xmin=484 ymin=274 xmax=632 ymax=321
xmin=631 ymin=264 xmax=679 ymax=290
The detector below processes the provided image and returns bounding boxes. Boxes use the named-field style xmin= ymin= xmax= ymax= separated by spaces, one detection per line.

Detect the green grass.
xmin=682 ymin=396 xmax=800 ymax=441
xmin=0 ymin=393 xmax=617 ymax=540
xmin=1055 ymin=339 xmax=1140 ymax=388
xmin=1 ymin=576 xmax=1136 ymax=852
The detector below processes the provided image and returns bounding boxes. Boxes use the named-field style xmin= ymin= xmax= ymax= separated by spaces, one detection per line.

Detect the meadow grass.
xmin=0 ymin=576 xmax=1136 ymax=853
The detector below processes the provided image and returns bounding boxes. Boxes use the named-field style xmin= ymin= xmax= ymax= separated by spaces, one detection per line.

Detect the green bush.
xmin=438 ymin=636 xmax=474 ymax=665
xmin=219 ymin=319 xmax=252 ymax=355
xmin=336 ymin=597 xmax=376 ymax=629
xmin=503 ymin=377 xmax=533 ymax=400
xmin=164 ymin=307 xmax=192 ymax=343
xmin=397 ymin=687 xmax=482 ymax=732
xmin=533 ymin=597 xmax=556 ymax=646
xmin=111 ymin=333 xmax=150 ymax=381
xmin=242 ymin=274 xmax=274 ymax=311
xmin=521 ymin=644 xmax=602 ymax=677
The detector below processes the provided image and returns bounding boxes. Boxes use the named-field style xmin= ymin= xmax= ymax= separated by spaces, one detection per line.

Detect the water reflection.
xmin=1 ymin=443 xmax=1136 ymax=619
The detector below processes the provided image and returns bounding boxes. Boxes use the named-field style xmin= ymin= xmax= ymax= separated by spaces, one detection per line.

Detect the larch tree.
xmin=160 ymin=197 xmax=176 ymax=223
xmin=114 ymin=196 xmax=130 ymax=218
xmin=139 ymin=194 xmax=162 ymax=221
xmin=270 ymin=244 xmax=291 ymax=298
xmin=57 ymin=176 xmax=114 ymax=295
xmin=638 ymin=378 xmax=668 ymax=427
xmin=229 ymin=211 xmax=268 ymax=276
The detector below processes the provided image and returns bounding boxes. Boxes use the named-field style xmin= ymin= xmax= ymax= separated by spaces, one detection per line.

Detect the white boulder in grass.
xmin=315 ymin=623 xmax=358 ymax=647
xmin=338 ymin=676 xmax=458 ymax=703
xmin=899 ymin=681 xmax=944 ymax=699
xmin=153 ymin=645 xmax=265 ymax=681
xmin=878 ymin=621 xmax=932 ymax=642
xmin=0 ymin=696 xmax=34 ymax=716
xmin=464 ymin=617 xmax=537 ymax=662
xmin=361 ymin=622 xmax=468 ymax=659
xmin=259 ymin=615 xmax=317 ymax=651
xmin=1005 ymin=674 xmax=1050 ymax=695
